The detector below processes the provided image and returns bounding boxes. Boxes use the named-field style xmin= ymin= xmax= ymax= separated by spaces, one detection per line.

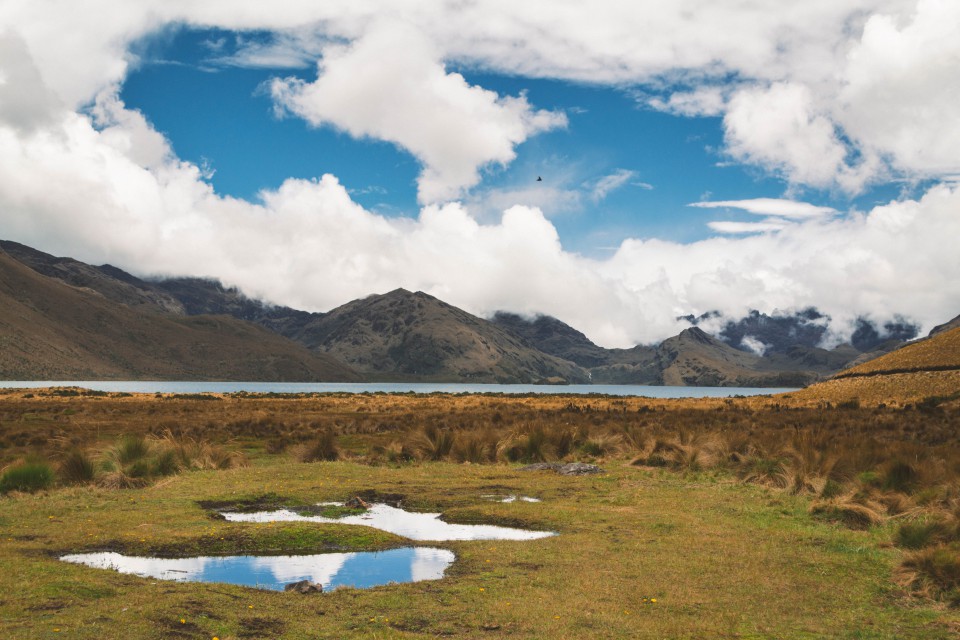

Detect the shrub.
xmin=0 ymin=461 xmax=55 ymax=494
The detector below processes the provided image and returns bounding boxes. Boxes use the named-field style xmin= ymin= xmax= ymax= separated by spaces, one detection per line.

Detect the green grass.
xmin=0 ymin=461 xmax=55 ymax=494
xmin=1 ymin=458 xmax=958 ymax=638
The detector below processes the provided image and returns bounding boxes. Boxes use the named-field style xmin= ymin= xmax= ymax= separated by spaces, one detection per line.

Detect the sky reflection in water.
xmin=221 ymin=503 xmax=555 ymax=541
xmin=61 ymin=547 xmax=455 ymax=591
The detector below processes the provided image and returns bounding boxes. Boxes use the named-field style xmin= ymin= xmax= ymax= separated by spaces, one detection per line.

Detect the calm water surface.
xmin=221 ymin=503 xmax=555 ymax=541
xmin=61 ymin=548 xmax=455 ymax=591
xmin=0 ymin=381 xmax=798 ymax=397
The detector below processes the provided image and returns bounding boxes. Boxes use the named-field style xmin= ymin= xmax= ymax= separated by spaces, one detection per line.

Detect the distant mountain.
xmin=290 ymin=289 xmax=590 ymax=383
xmin=0 ymin=248 xmax=359 ymax=381
xmin=5 ymin=238 xmax=940 ymax=387
xmin=681 ymin=307 xmax=918 ymax=355
xmin=493 ymin=314 xmax=823 ymax=386
xmin=491 ymin=312 xmax=611 ymax=367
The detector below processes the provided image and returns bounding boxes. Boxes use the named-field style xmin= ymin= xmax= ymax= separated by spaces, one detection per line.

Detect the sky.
xmin=1 ymin=0 xmax=958 ymax=348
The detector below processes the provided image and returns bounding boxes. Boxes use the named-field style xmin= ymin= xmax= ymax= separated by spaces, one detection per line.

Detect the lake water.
xmin=0 ymin=380 xmax=797 ymax=398
xmin=61 ymin=547 xmax=455 ymax=591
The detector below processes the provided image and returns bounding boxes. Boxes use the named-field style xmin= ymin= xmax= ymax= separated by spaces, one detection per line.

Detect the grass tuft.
xmin=895 ymin=544 xmax=960 ymax=601
xmin=297 ymin=430 xmax=340 ymax=463
xmin=810 ymin=497 xmax=885 ymax=530
xmin=0 ymin=460 xmax=55 ymax=494
xmin=57 ymin=450 xmax=96 ymax=485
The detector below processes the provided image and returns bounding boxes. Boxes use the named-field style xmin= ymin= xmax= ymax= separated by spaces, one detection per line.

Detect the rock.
xmin=344 ymin=496 xmax=371 ymax=509
xmin=518 ymin=461 xmax=605 ymax=475
xmin=557 ymin=462 xmax=605 ymax=475
xmin=284 ymin=580 xmax=323 ymax=594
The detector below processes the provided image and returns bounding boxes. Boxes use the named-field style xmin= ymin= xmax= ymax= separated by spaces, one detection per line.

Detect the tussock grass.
xmin=810 ymin=496 xmax=886 ymax=530
xmin=895 ymin=545 xmax=960 ymax=602
xmin=57 ymin=450 xmax=96 ymax=485
xmin=295 ymin=430 xmax=340 ymax=463
xmin=0 ymin=459 xmax=55 ymax=493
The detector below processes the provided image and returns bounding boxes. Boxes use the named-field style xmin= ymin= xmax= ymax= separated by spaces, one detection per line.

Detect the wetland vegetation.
xmin=1 ymin=388 xmax=959 ymax=637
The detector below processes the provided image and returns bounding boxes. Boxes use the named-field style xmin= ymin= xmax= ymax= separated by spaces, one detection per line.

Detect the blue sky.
xmin=120 ymin=26 xmax=902 ymax=255
xmin=2 ymin=2 xmax=958 ymax=346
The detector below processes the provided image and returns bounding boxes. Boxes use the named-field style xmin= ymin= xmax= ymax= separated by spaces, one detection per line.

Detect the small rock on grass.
xmin=284 ymin=580 xmax=323 ymax=594
xmin=519 ymin=462 xmax=605 ymax=475
xmin=344 ymin=496 xmax=371 ymax=509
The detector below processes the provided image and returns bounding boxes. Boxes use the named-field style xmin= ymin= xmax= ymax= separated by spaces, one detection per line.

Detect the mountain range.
xmin=0 ymin=239 xmax=942 ymax=385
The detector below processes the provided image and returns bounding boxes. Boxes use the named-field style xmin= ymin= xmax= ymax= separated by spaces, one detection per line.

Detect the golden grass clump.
xmin=895 ymin=545 xmax=960 ymax=603
xmin=809 ymin=496 xmax=886 ymax=530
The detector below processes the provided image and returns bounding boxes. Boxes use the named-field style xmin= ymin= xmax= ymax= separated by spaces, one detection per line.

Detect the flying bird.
xmin=537 ymin=176 xmax=542 ymax=182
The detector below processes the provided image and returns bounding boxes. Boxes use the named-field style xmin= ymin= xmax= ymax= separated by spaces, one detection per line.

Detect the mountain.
xmin=288 ymin=289 xmax=590 ymax=383
xmin=5 ymin=238 xmax=936 ymax=387
xmin=492 ymin=314 xmax=826 ymax=386
xmin=0 ymin=248 xmax=358 ymax=382
xmin=930 ymin=314 xmax=960 ymax=337
xmin=681 ymin=307 xmax=918 ymax=357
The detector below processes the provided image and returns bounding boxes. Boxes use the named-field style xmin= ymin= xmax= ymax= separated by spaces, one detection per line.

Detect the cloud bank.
xmin=0 ymin=1 xmax=957 ymax=348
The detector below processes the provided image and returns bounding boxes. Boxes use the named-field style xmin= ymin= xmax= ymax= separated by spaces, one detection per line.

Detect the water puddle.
xmin=221 ymin=503 xmax=555 ymax=541
xmin=60 ymin=547 xmax=454 ymax=591
xmin=480 ymin=494 xmax=541 ymax=503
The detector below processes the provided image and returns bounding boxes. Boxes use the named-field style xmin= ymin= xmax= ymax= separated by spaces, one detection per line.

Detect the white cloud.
xmin=269 ymin=22 xmax=567 ymax=204
xmin=0 ymin=0 xmax=959 ymax=352
xmin=590 ymin=169 xmax=644 ymax=202
xmin=690 ymin=198 xmax=838 ymax=218
xmin=740 ymin=335 xmax=769 ymax=356
xmin=706 ymin=219 xmax=792 ymax=235
xmin=648 ymin=86 xmax=727 ymax=117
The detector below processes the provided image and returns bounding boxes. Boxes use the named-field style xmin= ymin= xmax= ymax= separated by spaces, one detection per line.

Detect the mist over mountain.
xmin=2 ymin=239 xmax=948 ymax=387
xmin=679 ymin=308 xmax=919 ymax=356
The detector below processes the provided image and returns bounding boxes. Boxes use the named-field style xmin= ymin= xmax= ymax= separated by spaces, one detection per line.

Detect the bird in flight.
xmin=536 ymin=176 xmax=542 ymax=182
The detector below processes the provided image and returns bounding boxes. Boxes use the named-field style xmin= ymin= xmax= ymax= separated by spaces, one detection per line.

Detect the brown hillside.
xmin=788 ymin=325 xmax=960 ymax=406
xmin=834 ymin=326 xmax=960 ymax=378
xmin=656 ymin=328 xmax=819 ymax=387
xmin=292 ymin=289 xmax=589 ymax=383
xmin=0 ymin=251 xmax=358 ymax=381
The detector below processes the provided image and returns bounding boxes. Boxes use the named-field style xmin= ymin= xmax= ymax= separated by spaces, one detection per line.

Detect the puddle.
xmin=221 ymin=503 xmax=555 ymax=541
xmin=60 ymin=547 xmax=454 ymax=591
xmin=480 ymin=494 xmax=541 ymax=503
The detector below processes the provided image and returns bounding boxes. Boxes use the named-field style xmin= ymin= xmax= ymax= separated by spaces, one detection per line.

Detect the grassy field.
xmin=1 ymin=389 xmax=959 ymax=638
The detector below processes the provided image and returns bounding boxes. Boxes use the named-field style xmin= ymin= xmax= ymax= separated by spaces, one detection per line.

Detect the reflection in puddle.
xmin=221 ymin=503 xmax=555 ymax=541
xmin=480 ymin=495 xmax=541 ymax=503
xmin=60 ymin=547 xmax=454 ymax=591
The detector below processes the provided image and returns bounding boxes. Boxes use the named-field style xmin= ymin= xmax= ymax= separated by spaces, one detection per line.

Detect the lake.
xmin=0 ymin=380 xmax=798 ymax=397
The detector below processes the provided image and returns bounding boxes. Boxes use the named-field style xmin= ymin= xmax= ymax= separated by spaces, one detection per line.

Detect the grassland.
xmin=1 ymin=388 xmax=959 ymax=638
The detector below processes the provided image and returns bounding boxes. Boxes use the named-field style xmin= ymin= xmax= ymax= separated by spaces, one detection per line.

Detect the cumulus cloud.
xmin=0 ymin=0 xmax=958 ymax=351
xmin=269 ymin=22 xmax=567 ymax=203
